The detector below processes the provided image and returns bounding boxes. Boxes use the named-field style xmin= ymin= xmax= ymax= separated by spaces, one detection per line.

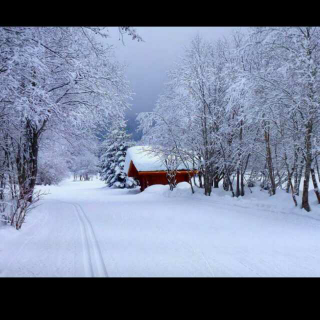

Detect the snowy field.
xmin=1 ymin=178 xmax=320 ymax=277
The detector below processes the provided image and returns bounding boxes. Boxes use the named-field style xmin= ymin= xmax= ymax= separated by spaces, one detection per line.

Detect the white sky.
xmin=105 ymin=27 xmax=239 ymax=120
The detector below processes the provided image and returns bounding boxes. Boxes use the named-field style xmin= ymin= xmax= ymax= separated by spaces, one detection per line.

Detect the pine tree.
xmin=100 ymin=127 xmax=137 ymax=189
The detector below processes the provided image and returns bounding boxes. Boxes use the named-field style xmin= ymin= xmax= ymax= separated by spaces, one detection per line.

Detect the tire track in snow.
xmin=58 ymin=201 xmax=108 ymax=277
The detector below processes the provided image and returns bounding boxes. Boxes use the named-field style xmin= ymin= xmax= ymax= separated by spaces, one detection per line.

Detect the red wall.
xmin=128 ymin=161 xmax=194 ymax=192
xmin=138 ymin=172 xmax=192 ymax=191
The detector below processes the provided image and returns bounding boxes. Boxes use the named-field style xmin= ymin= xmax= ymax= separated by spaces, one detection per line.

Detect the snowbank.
xmin=143 ymin=184 xmax=169 ymax=194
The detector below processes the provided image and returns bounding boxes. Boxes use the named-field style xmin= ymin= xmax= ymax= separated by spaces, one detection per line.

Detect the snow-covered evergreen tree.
xmin=100 ymin=127 xmax=137 ymax=189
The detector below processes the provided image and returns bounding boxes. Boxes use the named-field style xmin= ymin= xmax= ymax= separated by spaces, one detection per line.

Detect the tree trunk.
xmin=223 ymin=177 xmax=229 ymax=191
xmin=228 ymin=172 xmax=235 ymax=197
xmin=236 ymin=168 xmax=240 ymax=197
xmin=295 ymin=156 xmax=304 ymax=196
xmin=198 ymin=171 xmax=203 ymax=188
xmin=204 ymin=170 xmax=212 ymax=196
xmin=240 ymin=171 xmax=245 ymax=197
xmin=310 ymin=167 xmax=320 ymax=204
xmin=264 ymin=126 xmax=276 ymax=195
xmin=289 ymin=177 xmax=298 ymax=207
xmin=316 ymin=157 xmax=320 ymax=183
xmin=15 ymin=121 xmax=40 ymax=205
xmin=187 ymin=172 xmax=195 ymax=194
xmin=284 ymin=153 xmax=297 ymax=207
xmin=27 ymin=129 xmax=39 ymax=202
xmin=302 ymin=121 xmax=313 ymax=212
xmin=213 ymin=176 xmax=219 ymax=188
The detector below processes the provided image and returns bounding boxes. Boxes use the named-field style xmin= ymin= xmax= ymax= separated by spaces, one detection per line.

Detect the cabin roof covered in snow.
xmin=124 ymin=146 xmax=191 ymax=173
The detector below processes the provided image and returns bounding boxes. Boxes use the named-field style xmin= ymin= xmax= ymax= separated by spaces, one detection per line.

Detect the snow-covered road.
xmin=1 ymin=178 xmax=320 ymax=277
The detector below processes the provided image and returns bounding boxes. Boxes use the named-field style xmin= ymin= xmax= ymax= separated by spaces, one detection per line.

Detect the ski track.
xmin=59 ymin=200 xmax=108 ymax=277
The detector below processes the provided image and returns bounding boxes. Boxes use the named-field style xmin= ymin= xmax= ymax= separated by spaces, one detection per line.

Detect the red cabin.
xmin=124 ymin=146 xmax=196 ymax=192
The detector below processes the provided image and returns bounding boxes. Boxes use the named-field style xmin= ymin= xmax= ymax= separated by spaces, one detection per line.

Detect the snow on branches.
xmin=137 ymin=28 xmax=320 ymax=211
xmin=0 ymin=27 xmax=136 ymax=228
xmin=99 ymin=126 xmax=137 ymax=189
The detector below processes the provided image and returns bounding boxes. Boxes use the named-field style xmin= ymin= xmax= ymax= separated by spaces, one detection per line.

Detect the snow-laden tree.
xmin=138 ymin=35 xmax=230 ymax=196
xmin=70 ymin=151 xmax=99 ymax=181
xmin=36 ymin=133 xmax=71 ymax=185
xmin=239 ymin=27 xmax=320 ymax=211
xmin=100 ymin=124 xmax=137 ymax=189
xmin=0 ymin=27 xmax=138 ymax=228
xmin=138 ymin=28 xmax=320 ymax=212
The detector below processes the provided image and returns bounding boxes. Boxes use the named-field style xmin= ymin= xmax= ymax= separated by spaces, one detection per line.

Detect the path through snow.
xmin=1 ymin=178 xmax=320 ymax=277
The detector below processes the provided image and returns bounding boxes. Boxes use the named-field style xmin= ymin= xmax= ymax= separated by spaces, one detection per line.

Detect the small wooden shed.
xmin=124 ymin=146 xmax=196 ymax=192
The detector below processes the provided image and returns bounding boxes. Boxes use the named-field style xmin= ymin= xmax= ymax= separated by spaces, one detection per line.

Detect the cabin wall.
xmin=139 ymin=172 xmax=192 ymax=192
xmin=128 ymin=160 xmax=195 ymax=192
